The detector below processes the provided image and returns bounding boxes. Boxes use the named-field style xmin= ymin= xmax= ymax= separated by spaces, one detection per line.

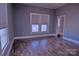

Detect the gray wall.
xmin=0 ymin=3 xmax=14 ymax=56
xmin=56 ymin=3 xmax=79 ymax=42
xmin=13 ymin=4 xmax=55 ymax=36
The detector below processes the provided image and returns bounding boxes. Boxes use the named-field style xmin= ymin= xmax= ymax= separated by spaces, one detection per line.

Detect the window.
xmin=32 ymin=24 xmax=39 ymax=32
xmin=30 ymin=13 xmax=49 ymax=33
xmin=0 ymin=28 xmax=9 ymax=52
xmin=41 ymin=25 xmax=47 ymax=32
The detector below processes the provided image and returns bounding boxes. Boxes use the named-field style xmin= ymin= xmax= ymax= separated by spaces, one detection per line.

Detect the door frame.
xmin=56 ymin=15 xmax=65 ymax=36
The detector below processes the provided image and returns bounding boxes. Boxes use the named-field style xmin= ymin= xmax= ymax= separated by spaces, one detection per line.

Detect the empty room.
xmin=0 ymin=3 xmax=79 ymax=56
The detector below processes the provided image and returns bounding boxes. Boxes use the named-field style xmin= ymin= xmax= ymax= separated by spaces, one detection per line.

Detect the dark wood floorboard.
xmin=10 ymin=36 xmax=79 ymax=56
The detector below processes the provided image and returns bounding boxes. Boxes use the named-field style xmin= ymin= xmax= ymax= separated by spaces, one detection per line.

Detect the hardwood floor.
xmin=10 ymin=36 xmax=79 ymax=56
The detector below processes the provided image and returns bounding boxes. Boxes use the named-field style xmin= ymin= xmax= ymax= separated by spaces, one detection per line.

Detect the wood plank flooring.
xmin=10 ymin=36 xmax=79 ymax=56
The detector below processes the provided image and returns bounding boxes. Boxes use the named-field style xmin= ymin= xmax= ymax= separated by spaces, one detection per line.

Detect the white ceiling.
xmin=26 ymin=3 xmax=66 ymax=9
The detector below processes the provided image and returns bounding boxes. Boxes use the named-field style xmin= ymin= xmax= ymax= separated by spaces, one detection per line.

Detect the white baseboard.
xmin=63 ymin=37 xmax=79 ymax=45
xmin=14 ymin=34 xmax=57 ymax=40
xmin=6 ymin=39 xmax=15 ymax=56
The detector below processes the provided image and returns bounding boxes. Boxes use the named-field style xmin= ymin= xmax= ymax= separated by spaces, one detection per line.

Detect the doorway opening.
xmin=56 ymin=15 xmax=65 ymax=37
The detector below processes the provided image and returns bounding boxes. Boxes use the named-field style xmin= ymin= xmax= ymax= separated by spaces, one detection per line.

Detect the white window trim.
xmin=30 ymin=13 xmax=50 ymax=34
